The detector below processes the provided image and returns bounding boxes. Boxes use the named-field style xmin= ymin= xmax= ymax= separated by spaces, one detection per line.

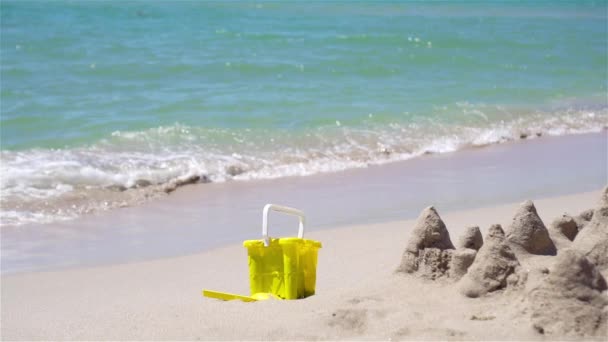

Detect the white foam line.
xmin=1 ymin=108 xmax=606 ymax=226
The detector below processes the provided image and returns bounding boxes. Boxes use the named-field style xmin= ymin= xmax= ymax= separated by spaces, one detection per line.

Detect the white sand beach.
xmin=2 ymin=189 xmax=606 ymax=340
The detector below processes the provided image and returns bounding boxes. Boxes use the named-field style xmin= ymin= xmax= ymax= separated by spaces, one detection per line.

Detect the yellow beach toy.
xmin=202 ymin=204 xmax=322 ymax=302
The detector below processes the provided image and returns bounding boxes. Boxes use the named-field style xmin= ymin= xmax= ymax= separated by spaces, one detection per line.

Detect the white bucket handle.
xmin=262 ymin=204 xmax=306 ymax=247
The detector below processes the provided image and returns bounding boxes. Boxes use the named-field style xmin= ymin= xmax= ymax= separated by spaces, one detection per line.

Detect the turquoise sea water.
xmin=1 ymin=1 xmax=607 ymax=226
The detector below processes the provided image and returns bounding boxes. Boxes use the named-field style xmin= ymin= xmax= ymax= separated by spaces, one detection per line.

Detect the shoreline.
xmin=2 ymin=190 xmax=604 ymax=340
xmin=1 ymin=131 xmax=606 ymax=274
xmin=2 ymin=127 xmax=606 ymax=228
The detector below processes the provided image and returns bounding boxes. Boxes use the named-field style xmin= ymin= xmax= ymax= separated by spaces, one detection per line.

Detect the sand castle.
xmin=396 ymin=187 xmax=608 ymax=338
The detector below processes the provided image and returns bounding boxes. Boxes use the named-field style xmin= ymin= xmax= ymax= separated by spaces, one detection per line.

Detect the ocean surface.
xmin=1 ymin=1 xmax=607 ymax=227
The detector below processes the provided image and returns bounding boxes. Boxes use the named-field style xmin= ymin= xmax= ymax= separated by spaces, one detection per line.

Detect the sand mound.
xmin=527 ymin=249 xmax=607 ymax=337
xmin=449 ymin=248 xmax=477 ymax=280
xmin=575 ymin=208 xmax=594 ymax=230
xmin=459 ymin=224 xmax=521 ymax=298
xmin=450 ymin=226 xmax=482 ymax=280
xmin=458 ymin=226 xmax=483 ymax=251
xmin=396 ymin=206 xmax=455 ymax=278
xmin=506 ymin=200 xmax=556 ymax=255
xmin=579 ymin=208 xmax=595 ymax=221
xmin=548 ymin=214 xmax=577 ymax=250
xmin=571 ymin=187 xmax=608 ymax=272
xmin=550 ymin=214 xmax=578 ymax=241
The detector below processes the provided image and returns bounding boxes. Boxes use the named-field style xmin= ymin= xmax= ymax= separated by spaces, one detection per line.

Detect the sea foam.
xmin=1 ymin=106 xmax=606 ymax=227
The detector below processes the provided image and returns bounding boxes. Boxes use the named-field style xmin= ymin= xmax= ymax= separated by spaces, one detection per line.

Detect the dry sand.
xmin=2 ymin=190 xmax=606 ymax=341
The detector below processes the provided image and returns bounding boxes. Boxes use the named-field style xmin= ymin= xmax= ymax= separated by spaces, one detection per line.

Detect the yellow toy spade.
xmin=201 ymin=290 xmax=280 ymax=302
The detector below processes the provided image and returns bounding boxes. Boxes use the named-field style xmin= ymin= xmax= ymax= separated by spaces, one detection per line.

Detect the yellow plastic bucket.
xmin=202 ymin=204 xmax=321 ymax=302
xmin=244 ymin=237 xmax=321 ymax=300
xmin=243 ymin=204 xmax=322 ymax=300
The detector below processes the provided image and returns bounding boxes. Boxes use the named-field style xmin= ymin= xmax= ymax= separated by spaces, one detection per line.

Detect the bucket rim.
xmin=243 ymin=238 xmax=321 ymax=248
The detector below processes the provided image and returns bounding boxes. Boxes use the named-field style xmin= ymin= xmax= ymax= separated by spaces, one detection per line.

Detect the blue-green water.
xmin=1 ymin=1 xmax=607 ymax=226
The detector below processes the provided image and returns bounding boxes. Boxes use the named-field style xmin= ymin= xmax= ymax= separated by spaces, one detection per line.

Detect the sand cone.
xmin=506 ymin=200 xmax=556 ymax=255
xmin=550 ymin=215 xmax=578 ymax=241
xmin=547 ymin=215 xmax=577 ymax=250
xmin=458 ymin=226 xmax=483 ymax=251
xmin=459 ymin=224 xmax=520 ymax=297
xmin=396 ymin=206 xmax=454 ymax=278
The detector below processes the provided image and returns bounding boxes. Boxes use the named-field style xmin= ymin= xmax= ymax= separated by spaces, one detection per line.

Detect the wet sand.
xmin=1 ymin=132 xmax=606 ymax=274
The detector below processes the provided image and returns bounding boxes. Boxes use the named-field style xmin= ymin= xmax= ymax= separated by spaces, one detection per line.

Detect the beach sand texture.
xmin=2 ymin=190 xmax=606 ymax=341
xmin=2 ymin=2 xmax=608 ymax=340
